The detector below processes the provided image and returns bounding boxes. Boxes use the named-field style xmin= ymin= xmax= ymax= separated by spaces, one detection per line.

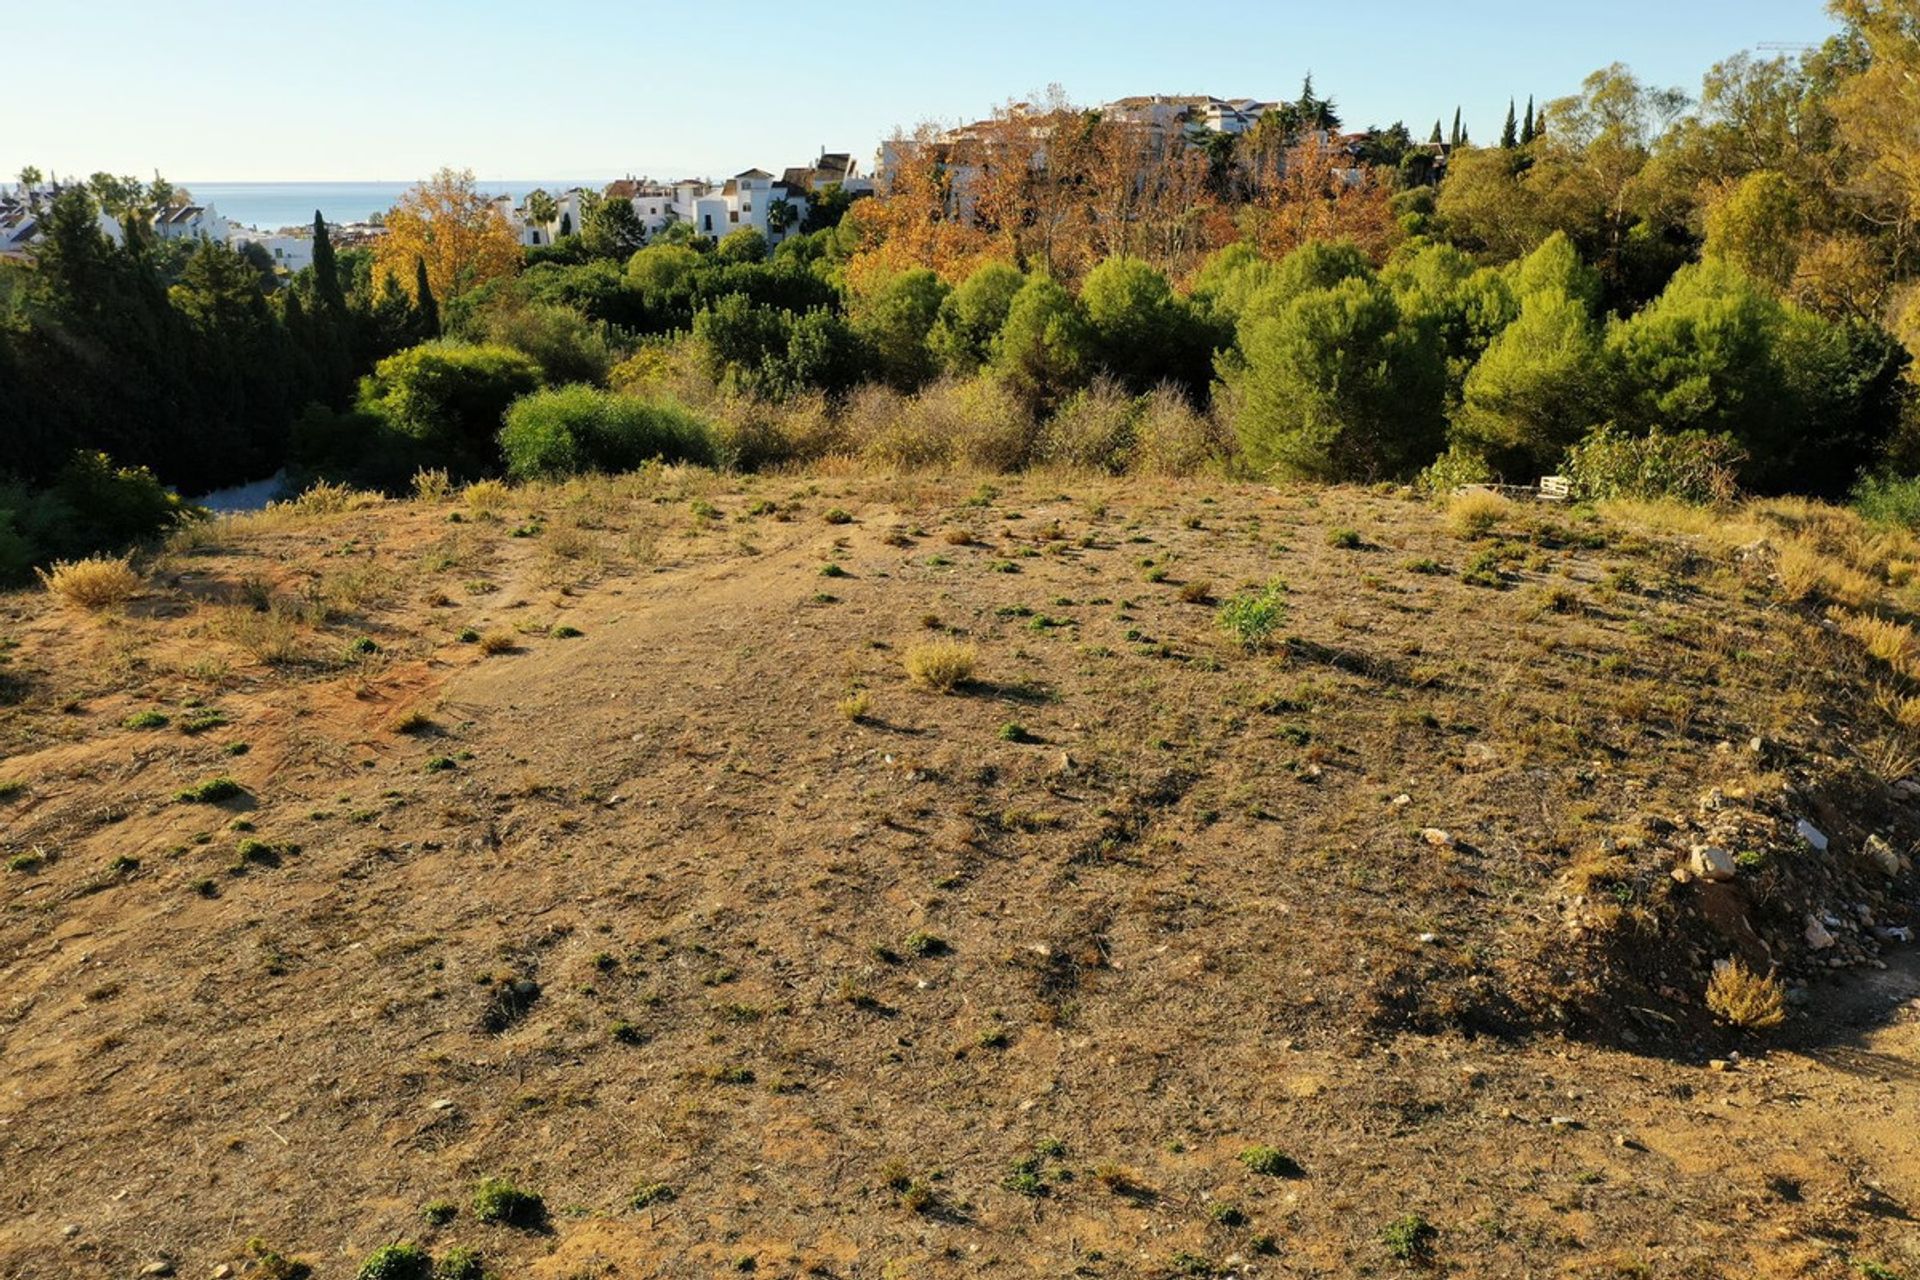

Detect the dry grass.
xmin=1778 ymin=539 xmax=1876 ymax=607
xmin=1705 ymin=959 xmax=1787 ymax=1030
xmin=209 ymin=604 xmax=302 ymax=665
xmin=477 ymin=629 xmax=517 ymax=655
xmin=1446 ymin=490 xmax=1513 ymax=540
xmin=36 ymin=556 xmax=140 ymax=609
xmin=1834 ymin=609 xmax=1919 ymax=671
xmin=464 ymin=479 xmax=513 ymax=518
xmin=411 ymin=468 xmax=454 ymax=503
xmin=279 ymin=480 xmax=384 ymax=516
xmin=837 ymin=689 xmax=871 ymax=722
xmin=903 ymin=639 xmax=975 ymax=692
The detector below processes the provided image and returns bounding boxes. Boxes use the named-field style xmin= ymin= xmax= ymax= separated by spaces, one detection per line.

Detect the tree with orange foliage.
xmin=1244 ymin=139 xmax=1398 ymax=264
xmin=374 ymin=167 xmax=522 ymax=305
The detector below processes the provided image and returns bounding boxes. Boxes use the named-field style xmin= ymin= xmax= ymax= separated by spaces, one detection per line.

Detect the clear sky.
xmin=2 ymin=0 xmax=1843 ymax=185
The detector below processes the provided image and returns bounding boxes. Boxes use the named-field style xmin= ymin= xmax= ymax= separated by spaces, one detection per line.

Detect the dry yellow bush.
xmin=1777 ymin=538 xmax=1874 ymax=607
xmin=904 ymin=640 xmax=976 ymax=693
xmin=411 ymin=468 xmax=454 ymax=503
xmin=464 ymin=479 xmax=513 ymax=517
xmin=1445 ymin=490 xmax=1513 ymax=540
xmin=1835 ymin=609 xmax=1919 ymax=669
xmin=279 ymin=480 xmax=383 ymax=516
xmin=38 ymin=556 xmax=141 ymax=609
xmin=1705 ymin=959 xmax=1786 ymax=1030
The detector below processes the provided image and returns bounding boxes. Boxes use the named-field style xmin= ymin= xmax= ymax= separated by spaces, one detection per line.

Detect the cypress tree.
xmin=1450 ymin=107 xmax=1462 ymax=148
xmin=311 ymin=211 xmax=346 ymax=317
xmin=412 ymin=257 xmax=439 ymax=339
xmin=1429 ymin=119 xmax=1443 ymax=145
xmin=1521 ymin=96 xmax=1536 ymax=145
xmin=1501 ymin=100 xmax=1518 ymax=149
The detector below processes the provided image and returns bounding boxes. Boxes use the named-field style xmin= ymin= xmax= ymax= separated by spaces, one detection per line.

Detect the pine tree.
xmin=1430 ymin=120 xmax=1443 ymax=146
xmin=1501 ymin=100 xmax=1519 ymax=149
xmin=412 ymin=257 xmax=440 ymax=338
xmin=311 ymin=211 xmax=346 ymax=317
xmin=1521 ymin=96 xmax=1536 ymax=145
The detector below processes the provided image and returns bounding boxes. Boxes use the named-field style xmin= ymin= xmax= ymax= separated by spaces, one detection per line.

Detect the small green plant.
xmin=355 ymin=1243 xmax=432 ymax=1280
xmin=179 ymin=710 xmax=229 ymax=735
xmin=1208 ymin=1202 xmax=1247 ymax=1228
xmin=1217 ymin=580 xmax=1288 ymax=651
xmin=124 ymin=710 xmax=169 ymax=730
xmin=471 ymin=1177 xmax=545 ymax=1228
xmin=246 ymin=1238 xmax=314 ymax=1280
xmin=551 ymin=624 xmax=584 ymax=639
xmin=422 ymin=1200 xmax=457 ymax=1226
xmin=1238 ymin=1146 xmax=1303 ymax=1178
xmin=824 ymin=506 xmax=853 ymax=525
xmin=1327 ymin=527 xmax=1362 ymax=549
xmin=630 ymin=1182 xmax=676 ymax=1209
xmin=0 ymin=780 xmax=23 ymax=801
xmin=424 ymin=756 xmax=456 ymax=773
xmin=1382 ymin=1213 xmax=1437 ymax=1263
xmin=610 ymin=1020 xmax=645 ymax=1045
xmin=8 ymin=851 xmax=44 ymax=873
xmin=174 ymin=776 xmax=244 ymax=804
xmin=433 ymin=1247 xmax=483 ymax=1280
xmin=998 ymin=721 xmax=1035 ymax=743
xmin=903 ymin=931 xmax=948 ymax=958
xmin=820 ymin=562 xmax=849 ymax=578
xmin=108 ymin=854 xmax=140 ymax=874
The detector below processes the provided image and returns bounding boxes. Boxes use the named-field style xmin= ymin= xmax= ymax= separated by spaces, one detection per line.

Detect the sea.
xmin=185 ymin=180 xmax=616 ymax=231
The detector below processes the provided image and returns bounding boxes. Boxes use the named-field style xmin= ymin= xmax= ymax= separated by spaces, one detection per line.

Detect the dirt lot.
xmin=2 ymin=471 xmax=1918 ymax=1279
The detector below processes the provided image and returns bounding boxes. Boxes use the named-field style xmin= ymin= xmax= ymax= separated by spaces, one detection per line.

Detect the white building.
xmin=229 ymin=227 xmax=314 ymax=274
xmin=150 ymin=203 xmax=230 ymax=243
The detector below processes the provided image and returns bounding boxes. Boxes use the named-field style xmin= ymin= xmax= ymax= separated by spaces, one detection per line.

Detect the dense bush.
xmin=0 ymin=452 xmax=197 ymax=582
xmin=1607 ymin=260 xmax=1907 ymax=496
xmin=1562 ymin=425 xmax=1746 ymax=504
xmin=498 ymin=385 xmax=718 ymax=479
xmin=929 ymin=262 xmax=1026 ymax=373
xmin=357 ymin=343 xmax=543 ymax=464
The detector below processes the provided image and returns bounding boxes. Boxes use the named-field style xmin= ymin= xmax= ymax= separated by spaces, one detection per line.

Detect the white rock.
xmin=1805 ymin=916 xmax=1836 ymax=951
xmin=1796 ymin=820 xmax=1829 ymax=852
xmin=1422 ymin=828 xmax=1454 ymax=848
xmin=1865 ymin=835 xmax=1901 ymax=878
xmin=1391 ymin=794 xmax=1412 ymax=807
xmin=1690 ymin=846 xmax=1737 ymax=883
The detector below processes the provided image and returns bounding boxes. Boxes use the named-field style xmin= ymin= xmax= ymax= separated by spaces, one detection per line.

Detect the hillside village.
xmin=0 ymin=91 xmax=1451 ymax=279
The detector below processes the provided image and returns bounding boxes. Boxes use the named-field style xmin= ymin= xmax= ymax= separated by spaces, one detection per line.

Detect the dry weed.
xmin=1705 ymin=959 xmax=1786 ymax=1030
xmin=904 ymin=640 xmax=975 ymax=692
xmin=37 ymin=557 xmax=140 ymax=609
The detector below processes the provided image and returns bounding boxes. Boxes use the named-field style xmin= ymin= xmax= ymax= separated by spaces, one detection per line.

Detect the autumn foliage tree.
xmin=374 ymin=167 xmax=522 ymax=306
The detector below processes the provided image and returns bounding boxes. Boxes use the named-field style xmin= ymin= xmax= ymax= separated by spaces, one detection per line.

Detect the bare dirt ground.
xmin=2 ymin=470 xmax=1918 ymax=1279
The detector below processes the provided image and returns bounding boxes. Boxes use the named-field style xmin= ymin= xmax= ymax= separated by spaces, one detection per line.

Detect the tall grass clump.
xmin=1445 ymin=490 xmax=1512 ymax=539
xmin=1705 ymin=958 xmax=1786 ymax=1030
xmin=37 ymin=556 xmax=141 ymax=608
xmin=499 ymin=386 xmax=718 ymax=480
xmin=904 ymin=639 xmax=976 ymax=692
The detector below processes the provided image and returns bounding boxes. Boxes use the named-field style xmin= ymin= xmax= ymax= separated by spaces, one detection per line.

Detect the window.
xmin=729 ymin=210 xmax=739 ymax=223
xmin=703 ymin=215 xmax=713 ymax=231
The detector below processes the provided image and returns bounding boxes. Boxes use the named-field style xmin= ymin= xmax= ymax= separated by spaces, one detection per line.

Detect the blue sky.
xmin=3 ymin=0 xmax=1842 ymax=184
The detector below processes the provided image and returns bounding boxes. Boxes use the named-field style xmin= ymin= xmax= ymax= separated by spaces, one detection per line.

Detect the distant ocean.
xmin=185 ymin=180 xmax=615 ymax=231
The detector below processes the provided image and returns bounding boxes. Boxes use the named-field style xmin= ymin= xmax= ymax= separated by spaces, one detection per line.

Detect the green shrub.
xmin=359 ymin=342 xmax=543 ymax=460
xmin=433 ymin=1247 xmax=483 ymax=1280
xmin=1238 ymin=1146 xmax=1304 ymax=1178
xmin=499 ymin=385 xmax=717 ymax=480
xmin=355 ymin=1243 xmax=432 ymax=1280
xmin=1381 ymin=1213 xmax=1437 ymax=1262
xmin=471 ymin=1177 xmax=545 ymax=1228
xmin=1217 ymin=580 xmax=1289 ymax=650
xmin=174 ymin=776 xmax=244 ymax=804
xmin=1853 ymin=473 xmax=1920 ymax=527
xmin=1563 ymin=425 xmax=1745 ymax=504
